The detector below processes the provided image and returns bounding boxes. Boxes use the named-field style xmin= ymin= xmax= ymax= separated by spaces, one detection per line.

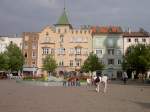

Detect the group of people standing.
xmin=62 ymin=76 xmax=80 ymax=87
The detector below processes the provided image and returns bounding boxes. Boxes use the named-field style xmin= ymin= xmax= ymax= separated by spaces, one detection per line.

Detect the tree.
xmin=81 ymin=53 xmax=104 ymax=73
xmin=42 ymin=54 xmax=57 ymax=75
xmin=122 ymin=44 xmax=150 ymax=76
xmin=4 ymin=42 xmax=24 ymax=72
xmin=0 ymin=53 xmax=9 ymax=71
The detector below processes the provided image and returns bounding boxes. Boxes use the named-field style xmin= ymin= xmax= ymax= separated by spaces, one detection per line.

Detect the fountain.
xmin=16 ymin=75 xmax=64 ymax=87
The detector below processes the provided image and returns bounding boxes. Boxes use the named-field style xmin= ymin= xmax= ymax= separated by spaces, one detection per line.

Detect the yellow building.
xmin=37 ymin=9 xmax=92 ymax=75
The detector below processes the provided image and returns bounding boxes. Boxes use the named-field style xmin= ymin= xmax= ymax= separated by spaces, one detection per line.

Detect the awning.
xmin=23 ymin=67 xmax=38 ymax=72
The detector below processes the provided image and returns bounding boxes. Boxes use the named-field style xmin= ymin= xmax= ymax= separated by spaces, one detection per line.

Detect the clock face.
xmin=107 ymin=39 xmax=114 ymax=47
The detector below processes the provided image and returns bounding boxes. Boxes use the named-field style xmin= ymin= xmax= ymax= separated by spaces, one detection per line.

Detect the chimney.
xmin=128 ymin=28 xmax=131 ymax=34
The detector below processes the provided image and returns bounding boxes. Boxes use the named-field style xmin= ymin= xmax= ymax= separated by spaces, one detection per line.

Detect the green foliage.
xmin=122 ymin=44 xmax=150 ymax=74
xmin=42 ymin=54 xmax=57 ymax=74
xmin=0 ymin=42 xmax=24 ymax=72
xmin=0 ymin=53 xmax=9 ymax=70
xmin=81 ymin=53 xmax=104 ymax=73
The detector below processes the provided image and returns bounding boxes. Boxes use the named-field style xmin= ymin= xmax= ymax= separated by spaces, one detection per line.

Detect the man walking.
xmin=122 ymin=71 xmax=128 ymax=84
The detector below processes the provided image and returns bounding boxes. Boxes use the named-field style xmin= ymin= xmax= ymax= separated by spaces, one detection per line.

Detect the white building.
xmin=0 ymin=35 xmax=22 ymax=53
xmin=123 ymin=31 xmax=150 ymax=54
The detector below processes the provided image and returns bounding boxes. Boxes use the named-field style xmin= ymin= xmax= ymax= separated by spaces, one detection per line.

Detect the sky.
xmin=0 ymin=0 xmax=150 ymax=35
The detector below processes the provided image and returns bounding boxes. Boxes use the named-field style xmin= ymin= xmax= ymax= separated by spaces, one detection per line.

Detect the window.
xmin=32 ymin=51 xmax=36 ymax=59
xmin=32 ymin=61 xmax=36 ymax=65
xmin=59 ymin=48 xmax=65 ymax=55
xmin=99 ymin=59 xmax=105 ymax=64
xmin=142 ymin=38 xmax=146 ymax=42
xmin=51 ymin=48 xmax=55 ymax=54
xmin=116 ymin=49 xmax=122 ymax=55
xmin=75 ymin=48 xmax=81 ymax=55
xmin=24 ymin=42 xmax=28 ymax=49
xmin=118 ymin=59 xmax=122 ymax=64
xmin=127 ymin=38 xmax=131 ymax=42
xmin=76 ymin=59 xmax=81 ymax=66
xmin=70 ymin=60 xmax=73 ymax=67
xmin=64 ymin=29 xmax=67 ymax=33
xmin=32 ymin=61 xmax=36 ymax=67
xmin=135 ymin=38 xmax=138 ymax=42
xmin=96 ymin=49 xmax=102 ymax=55
xmin=59 ymin=61 xmax=64 ymax=66
xmin=58 ymin=29 xmax=60 ymax=33
xmin=76 ymin=30 xmax=78 ymax=34
xmin=46 ymin=32 xmax=49 ymax=36
xmin=32 ymin=37 xmax=36 ymax=41
xmin=60 ymin=35 xmax=64 ymax=43
xmin=83 ymin=48 xmax=88 ymax=55
xmin=24 ymin=52 xmax=27 ymax=58
xmin=32 ymin=43 xmax=36 ymax=49
xmin=108 ymin=59 xmax=114 ymax=65
xmin=42 ymin=48 xmax=49 ymax=54
xmin=72 ymin=30 xmax=74 ymax=34
xmin=108 ymin=49 xmax=114 ymax=55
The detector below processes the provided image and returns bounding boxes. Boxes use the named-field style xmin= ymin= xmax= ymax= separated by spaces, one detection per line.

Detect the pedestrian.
xmin=62 ymin=75 xmax=67 ymax=87
xmin=95 ymin=75 xmax=100 ymax=92
xmin=122 ymin=71 xmax=128 ymax=84
xmin=76 ymin=77 xmax=80 ymax=86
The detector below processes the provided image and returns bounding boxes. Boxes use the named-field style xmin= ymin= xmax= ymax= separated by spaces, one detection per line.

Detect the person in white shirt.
xmin=122 ymin=71 xmax=128 ymax=84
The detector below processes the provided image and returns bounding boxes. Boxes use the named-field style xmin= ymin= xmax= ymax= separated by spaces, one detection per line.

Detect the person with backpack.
xmin=95 ymin=75 xmax=101 ymax=92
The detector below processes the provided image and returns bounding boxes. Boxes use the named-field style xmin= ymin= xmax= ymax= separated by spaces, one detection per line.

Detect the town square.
xmin=0 ymin=80 xmax=150 ymax=112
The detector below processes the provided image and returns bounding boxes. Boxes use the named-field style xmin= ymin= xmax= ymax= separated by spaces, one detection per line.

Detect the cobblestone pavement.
xmin=0 ymin=80 xmax=150 ymax=112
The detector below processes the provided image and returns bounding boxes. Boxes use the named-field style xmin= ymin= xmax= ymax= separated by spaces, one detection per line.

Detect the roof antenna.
xmin=64 ymin=0 xmax=66 ymax=11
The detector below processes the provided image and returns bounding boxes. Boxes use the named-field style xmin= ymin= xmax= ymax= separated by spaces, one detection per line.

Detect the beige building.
xmin=37 ymin=9 xmax=92 ymax=75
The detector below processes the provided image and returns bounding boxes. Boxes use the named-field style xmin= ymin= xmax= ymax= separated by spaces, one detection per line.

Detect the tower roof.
xmin=55 ymin=9 xmax=72 ymax=27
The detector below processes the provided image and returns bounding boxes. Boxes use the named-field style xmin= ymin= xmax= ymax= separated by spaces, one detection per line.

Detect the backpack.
xmin=95 ymin=77 xmax=100 ymax=83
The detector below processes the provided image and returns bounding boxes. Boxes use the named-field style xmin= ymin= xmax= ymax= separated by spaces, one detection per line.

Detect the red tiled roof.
xmin=123 ymin=32 xmax=149 ymax=37
xmin=91 ymin=26 xmax=122 ymax=34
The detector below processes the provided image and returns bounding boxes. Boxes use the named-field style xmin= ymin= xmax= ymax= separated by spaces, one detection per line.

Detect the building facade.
xmin=0 ymin=35 xmax=22 ymax=53
xmin=21 ymin=9 xmax=150 ymax=77
xmin=22 ymin=9 xmax=92 ymax=76
xmin=37 ymin=10 xmax=92 ymax=75
xmin=123 ymin=31 xmax=150 ymax=54
xmin=22 ymin=32 xmax=39 ymax=75
xmin=92 ymin=26 xmax=123 ymax=79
